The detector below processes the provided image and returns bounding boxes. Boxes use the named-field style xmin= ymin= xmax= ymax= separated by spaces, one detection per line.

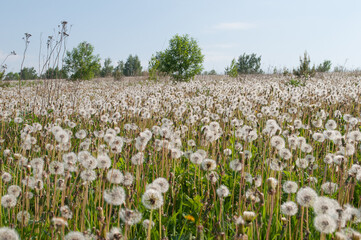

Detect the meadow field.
xmin=1 ymin=74 xmax=361 ymax=239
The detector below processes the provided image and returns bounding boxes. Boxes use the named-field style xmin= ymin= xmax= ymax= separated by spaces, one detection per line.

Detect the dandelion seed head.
xmin=7 ymin=185 xmax=21 ymax=198
xmin=321 ymin=182 xmax=338 ymax=195
xmin=97 ymin=154 xmax=111 ymax=169
xmin=152 ymin=177 xmax=170 ymax=193
xmin=243 ymin=211 xmax=256 ymax=222
xmin=1 ymin=194 xmax=17 ymax=208
xmin=52 ymin=217 xmax=68 ymax=227
xmin=201 ymin=159 xmax=217 ymax=171
xmin=270 ymin=135 xmax=285 ymax=150
xmin=80 ymin=170 xmax=97 ymax=182
xmin=190 ymin=152 xmax=203 ymax=165
xmin=142 ymin=219 xmax=155 ymax=230
xmin=16 ymin=210 xmax=31 ymax=225
xmin=283 ymin=181 xmax=298 ymax=194
xmin=106 ymin=227 xmax=122 ymax=240
xmin=131 ymin=152 xmax=145 ymax=165
xmin=216 ymin=185 xmax=230 ymax=198
xmin=314 ymin=214 xmax=337 ymax=234
xmin=64 ymin=231 xmax=85 ymax=240
xmin=49 ymin=161 xmax=64 ymax=175
xmin=296 ymin=187 xmax=318 ymax=207
xmin=0 ymin=227 xmax=20 ymax=240
xmin=60 ymin=205 xmax=73 ymax=219
xmin=119 ymin=208 xmax=142 ymax=225
xmin=1 ymin=172 xmax=12 ymax=183
xmin=313 ymin=196 xmax=339 ymax=215
xmin=106 ymin=169 xmax=124 ymax=184
xmin=280 ymin=201 xmax=298 ymax=216
xmin=142 ymin=189 xmax=163 ymax=210
xmin=104 ymin=187 xmax=126 ymax=206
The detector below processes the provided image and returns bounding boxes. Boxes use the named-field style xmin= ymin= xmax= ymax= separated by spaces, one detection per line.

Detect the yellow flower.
xmin=184 ymin=215 xmax=195 ymax=222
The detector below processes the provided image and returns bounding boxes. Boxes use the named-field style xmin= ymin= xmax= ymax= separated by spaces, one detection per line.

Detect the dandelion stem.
xmin=147 ymin=210 xmax=153 ymax=240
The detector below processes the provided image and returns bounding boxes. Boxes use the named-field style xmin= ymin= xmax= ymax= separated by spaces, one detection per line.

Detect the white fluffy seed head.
xmin=0 ymin=227 xmax=20 ymax=240
xmin=280 ymin=201 xmax=298 ymax=216
xmin=282 ymin=181 xmax=298 ymax=194
xmin=142 ymin=189 xmax=163 ymax=210
xmin=296 ymin=187 xmax=317 ymax=207
xmin=314 ymin=214 xmax=337 ymax=234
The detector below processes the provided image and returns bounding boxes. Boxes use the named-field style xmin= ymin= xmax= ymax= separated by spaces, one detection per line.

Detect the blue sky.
xmin=1 ymin=0 xmax=361 ymax=74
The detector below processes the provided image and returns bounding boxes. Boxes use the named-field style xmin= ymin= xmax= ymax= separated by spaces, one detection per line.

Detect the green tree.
xmin=148 ymin=55 xmax=160 ymax=81
xmin=100 ymin=58 xmax=114 ymax=77
xmin=64 ymin=41 xmax=101 ymax=80
xmin=153 ymin=34 xmax=204 ymax=82
xmin=42 ymin=67 xmax=68 ymax=79
xmin=316 ymin=60 xmax=332 ymax=72
xmin=4 ymin=72 xmax=20 ymax=80
xmin=203 ymin=69 xmax=217 ymax=75
xmin=293 ymin=51 xmax=316 ymax=79
xmin=20 ymin=67 xmax=38 ymax=80
xmin=113 ymin=60 xmax=124 ymax=80
xmin=123 ymin=55 xmax=142 ymax=76
xmin=225 ymin=59 xmax=239 ymax=77
xmin=237 ymin=53 xmax=263 ymax=74
xmin=0 ymin=66 xmax=5 ymax=80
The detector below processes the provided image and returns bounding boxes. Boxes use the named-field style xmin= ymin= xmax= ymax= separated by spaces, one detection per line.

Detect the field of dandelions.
xmin=1 ymin=75 xmax=361 ymax=240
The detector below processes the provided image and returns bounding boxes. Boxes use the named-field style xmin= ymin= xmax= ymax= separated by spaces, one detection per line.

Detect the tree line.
xmin=2 ymin=51 xmax=143 ymax=81
xmin=0 ymin=22 xmax=340 ymax=82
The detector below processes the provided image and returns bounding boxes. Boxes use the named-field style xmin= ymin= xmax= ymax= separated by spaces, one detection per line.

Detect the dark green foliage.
xmin=287 ymin=78 xmax=303 ymax=87
xmin=100 ymin=58 xmax=114 ymax=77
xmin=283 ymin=67 xmax=291 ymax=76
xmin=5 ymin=72 xmax=20 ymax=80
xmin=20 ymin=67 xmax=38 ymax=80
xmin=123 ymin=55 xmax=142 ymax=76
xmin=42 ymin=67 xmax=68 ymax=79
xmin=225 ymin=59 xmax=238 ymax=77
xmin=0 ymin=69 xmax=4 ymax=80
xmin=237 ymin=53 xmax=263 ymax=74
xmin=316 ymin=60 xmax=332 ymax=72
xmin=203 ymin=69 xmax=217 ymax=75
xmin=64 ymin=41 xmax=101 ymax=80
xmin=113 ymin=60 xmax=124 ymax=80
xmin=293 ymin=51 xmax=316 ymax=78
xmin=148 ymin=55 xmax=160 ymax=81
xmin=152 ymin=34 xmax=204 ymax=82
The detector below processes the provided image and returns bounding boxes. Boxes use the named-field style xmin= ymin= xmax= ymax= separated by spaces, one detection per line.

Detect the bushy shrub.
xmin=64 ymin=41 xmax=101 ymax=80
xmin=316 ymin=60 xmax=332 ymax=72
xmin=225 ymin=59 xmax=238 ymax=77
xmin=20 ymin=67 xmax=38 ymax=80
xmin=293 ymin=51 xmax=315 ymax=79
xmin=237 ymin=53 xmax=263 ymax=74
xmin=123 ymin=55 xmax=142 ymax=76
xmin=151 ymin=34 xmax=204 ymax=82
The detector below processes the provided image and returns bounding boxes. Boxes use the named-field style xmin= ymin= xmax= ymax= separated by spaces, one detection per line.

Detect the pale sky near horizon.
xmin=1 ymin=0 xmax=361 ymax=74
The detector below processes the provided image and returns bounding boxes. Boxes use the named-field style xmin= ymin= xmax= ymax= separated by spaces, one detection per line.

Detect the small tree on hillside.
xmin=20 ymin=67 xmax=38 ymax=80
xmin=316 ymin=60 xmax=332 ymax=72
xmin=5 ymin=72 xmax=20 ymax=80
xmin=113 ymin=60 xmax=124 ymax=80
xmin=293 ymin=51 xmax=315 ymax=79
xmin=64 ymin=41 xmax=101 ymax=80
xmin=237 ymin=53 xmax=263 ymax=74
xmin=123 ymin=55 xmax=142 ymax=76
xmin=100 ymin=58 xmax=114 ymax=77
xmin=225 ymin=59 xmax=238 ymax=77
xmin=152 ymin=34 xmax=204 ymax=82
xmin=0 ymin=66 xmax=5 ymax=80
xmin=42 ymin=67 xmax=68 ymax=79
